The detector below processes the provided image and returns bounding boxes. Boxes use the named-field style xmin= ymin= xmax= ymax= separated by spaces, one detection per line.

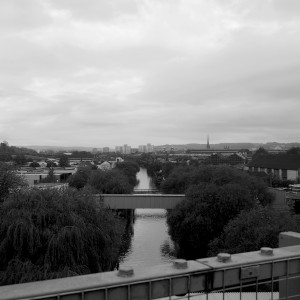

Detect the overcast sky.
xmin=1 ymin=0 xmax=300 ymax=148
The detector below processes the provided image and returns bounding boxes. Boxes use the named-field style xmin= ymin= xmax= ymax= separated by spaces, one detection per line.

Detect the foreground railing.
xmin=1 ymin=232 xmax=300 ymax=300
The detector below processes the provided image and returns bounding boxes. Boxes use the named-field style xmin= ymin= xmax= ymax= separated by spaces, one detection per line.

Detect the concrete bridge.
xmin=133 ymin=189 xmax=160 ymax=194
xmin=1 ymin=232 xmax=300 ymax=300
xmin=93 ymin=194 xmax=185 ymax=209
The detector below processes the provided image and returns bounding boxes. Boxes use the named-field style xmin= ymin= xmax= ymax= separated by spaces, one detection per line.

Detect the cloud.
xmin=0 ymin=0 xmax=52 ymax=33
xmin=0 ymin=0 xmax=300 ymax=146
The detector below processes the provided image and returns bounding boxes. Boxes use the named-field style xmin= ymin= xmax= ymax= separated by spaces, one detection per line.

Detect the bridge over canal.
xmin=93 ymin=193 xmax=185 ymax=209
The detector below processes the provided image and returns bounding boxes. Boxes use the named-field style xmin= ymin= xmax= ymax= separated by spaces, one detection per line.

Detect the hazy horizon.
xmin=15 ymin=140 xmax=300 ymax=151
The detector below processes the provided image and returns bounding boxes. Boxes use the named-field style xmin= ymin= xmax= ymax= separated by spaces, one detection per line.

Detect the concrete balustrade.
xmin=1 ymin=232 xmax=300 ymax=300
xmin=94 ymin=194 xmax=186 ymax=209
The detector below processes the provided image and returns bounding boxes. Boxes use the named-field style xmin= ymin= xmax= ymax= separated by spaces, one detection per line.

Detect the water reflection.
xmin=134 ymin=167 xmax=156 ymax=190
xmin=118 ymin=208 xmax=176 ymax=270
xmin=160 ymin=240 xmax=177 ymax=259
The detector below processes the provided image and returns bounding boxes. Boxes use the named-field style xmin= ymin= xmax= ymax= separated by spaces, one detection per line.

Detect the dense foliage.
xmin=208 ymin=207 xmax=298 ymax=255
xmin=0 ymin=188 xmax=124 ymax=285
xmin=0 ymin=162 xmax=27 ymax=202
xmin=58 ymin=155 xmax=69 ymax=167
xmin=87 ymin=169 xmax=132 ymax=194
xmin=68 ymin=161 xmax=139 ymax=193
xmin=0 ymin=141 xmax=37 ymax=163
xmin=166 ymin=165 xmax=274 ymax=259
xmin=67 ymin=167 xmax=91 ymax=189
xmin=115 ymin=161 xmax=140 ymax=187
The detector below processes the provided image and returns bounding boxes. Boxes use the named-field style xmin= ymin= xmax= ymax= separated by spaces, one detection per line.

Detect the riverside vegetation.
xmin=164 ymin=165 xmax=298 ymax=259
xmin=0 ymin=161 xmax=139 ymax=286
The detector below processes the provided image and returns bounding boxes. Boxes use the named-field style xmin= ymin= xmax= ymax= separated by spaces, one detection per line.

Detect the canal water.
xmin=118 ymin=168 xmax=176 ymax=270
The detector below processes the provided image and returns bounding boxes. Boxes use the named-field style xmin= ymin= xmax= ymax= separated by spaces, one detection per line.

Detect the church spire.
xmin=207 ymin=135 xmax=210 ymax=149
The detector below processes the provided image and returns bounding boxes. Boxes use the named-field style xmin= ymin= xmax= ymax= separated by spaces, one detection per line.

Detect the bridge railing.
xmin=133 ymin=189 xmax=160 ymax=194
xmin=1 ymin=232 xmax=300 ymax=300
xmin=92 ymin=194 xmax=186 ymax=209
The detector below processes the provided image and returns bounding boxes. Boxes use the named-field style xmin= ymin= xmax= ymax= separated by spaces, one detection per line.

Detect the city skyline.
xmin=1 ymin=0 xmax=300 ymax=147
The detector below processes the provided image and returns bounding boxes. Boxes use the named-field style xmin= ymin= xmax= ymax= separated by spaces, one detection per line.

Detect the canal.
xmin=118 ymin=168 xmax=176 ymax=270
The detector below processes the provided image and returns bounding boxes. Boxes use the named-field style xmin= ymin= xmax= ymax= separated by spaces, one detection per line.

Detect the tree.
xmin=87 ymin=169 xmax=132 ymax=194
xmin=59 ymin=155 xmax=69 ymax=167
xmin=67 ymin=167 xmax=91 ymax=189
xmin=0 ymin=188 xmax=124 ymax=285
xmin=46 ymin=161 xmax=57 ymax=168
xmin=166 ymin=165 xmax=273 ymax=259
xmin=29 ymin=162 xmax=40 ymax=168
xmin=115 ymin=161 xmax=140 ymax=187
xmin=0 ymin=162 xmax=27 ymax=202
xmin=208 ymin=207 xmax=298 ymax=256
xmin=167 ymin=183 xmax=258 ymax=259
xmin=161 ymin=165 xmax=273 ymax=204
xmin=286 ymin=147 xmax=300 ymax=155
xmin=252 ymin=147 xmax=269 ymax=160
xmin=13 ymin=155 xmax=27 ymax=166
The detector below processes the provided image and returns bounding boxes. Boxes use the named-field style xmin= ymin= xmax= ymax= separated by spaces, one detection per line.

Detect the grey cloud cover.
xmin=0 ymin=0 xmax=299 ymax=147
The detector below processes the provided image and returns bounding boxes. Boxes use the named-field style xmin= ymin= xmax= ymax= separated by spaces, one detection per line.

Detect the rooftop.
xmin=248 ymin=154 xmax=300 ymax=170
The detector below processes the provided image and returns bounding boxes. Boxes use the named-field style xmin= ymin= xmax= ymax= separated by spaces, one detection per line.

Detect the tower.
xmin=207 ymin=135 xmax=210 ymax=149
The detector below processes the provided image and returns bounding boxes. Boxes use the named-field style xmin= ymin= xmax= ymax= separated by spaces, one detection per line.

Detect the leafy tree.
xmin=166 ymin=165 xmax=273 ymax=259
xmin=252 ymin=147 xmax=269 ymax=160
xmin=0 ymin=162 xmax=27 ymax=202
xmin=46 ymin=161 xmax=57 ymax=168
xmin=286 ymin=147 xmax=300 ymax=155
xmin=67 ymin=167 xmax=91 ymax=189
xmin=13 ymin=155 xmax=27 ymax=166
xmin=87 ymin=169 xmax=132 ymax=194
xmin=59 ymin=155 xmax=69 ymax=167
xmin=167 ymin=183 xmax=258 ymax=259
xmin=115 ymin=161 xmax=140 ymax=187
xmin=0 ymin=154 xmax=11 ymax=162
xmin=161 ymin=165 xmax=273 ymax=205
xmin=208 ymin=207 xmax=298 ymax=256
xmin=0 ymin=188 xmax=124 ymax=285
xmin=29 ymin=162 xmax=40 ymax=168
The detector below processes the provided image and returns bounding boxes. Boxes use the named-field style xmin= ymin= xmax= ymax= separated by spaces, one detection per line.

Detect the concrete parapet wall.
xmin=279 ymin=232 xmax=300 ymax=300
xmin=2 ymin=240 xmax=300 ymax=300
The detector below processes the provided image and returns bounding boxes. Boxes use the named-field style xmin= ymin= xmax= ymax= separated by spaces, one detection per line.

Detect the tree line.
xmin=67 ymin=161 xmax=139 ymax=193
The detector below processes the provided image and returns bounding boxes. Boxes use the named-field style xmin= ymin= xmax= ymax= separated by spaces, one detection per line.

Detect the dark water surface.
xmin=118 ymin=168 xmax=176 ymax=270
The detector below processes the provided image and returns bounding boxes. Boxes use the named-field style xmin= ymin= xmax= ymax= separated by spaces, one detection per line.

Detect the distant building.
xmin=115 ymin=146 xmax=123 ymax=153
xmin=138 ymin=145 xmax=146 ymax=153
xmin=103 ymin=147 xmax=110 ymax=153
xmin=248 ymin=154 xmax=300 ymax=181
xmin=123 ymin=144 xmax=131 ymax=155
xmin=146 ymin=143 xmax=154 ymax=153
xmin=19 ymin=168 xmax=76 ymax=186
xmin=207 ymin=135 xmax=210 ymax=149
xmin=138 ymin=143 xmax=154 ymax=153
xmin=204 ymin=153 xmax=246 ymax=166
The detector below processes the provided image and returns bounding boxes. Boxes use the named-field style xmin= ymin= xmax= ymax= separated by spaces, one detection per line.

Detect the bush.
xmin=87 ymin=169 xmax=132 ymax=194
xmin=208 ymin=207 xmax=298 ymax=255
